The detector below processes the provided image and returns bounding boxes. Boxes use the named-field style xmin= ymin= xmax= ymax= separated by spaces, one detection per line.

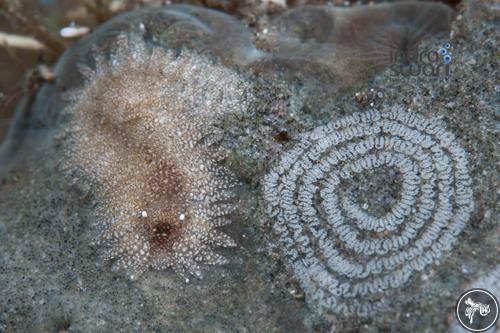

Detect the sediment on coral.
xmin=263 ymin=108 xmax=474 ymax=317
xmin=60 ymin=34 xmax=254 ymax=280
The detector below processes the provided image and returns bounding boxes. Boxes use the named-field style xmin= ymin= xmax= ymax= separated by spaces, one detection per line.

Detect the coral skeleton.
xmin=264 ymin=108 xmax=474 ymax=316
xmin=61 ymin=34 xmax=252 ymax=280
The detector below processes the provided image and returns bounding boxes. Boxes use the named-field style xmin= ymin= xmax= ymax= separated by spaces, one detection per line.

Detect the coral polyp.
xmin=61 ymin=34 xmax=252 ymax=279
xmin=263 ymin=108 xmax=474 ymax=316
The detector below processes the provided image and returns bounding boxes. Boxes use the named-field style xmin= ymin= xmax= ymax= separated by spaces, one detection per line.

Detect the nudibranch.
xmin=60 ymin=34 xmax=253 ymax=280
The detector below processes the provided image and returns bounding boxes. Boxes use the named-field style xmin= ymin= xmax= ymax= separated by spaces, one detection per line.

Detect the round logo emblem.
xmin=456 ymin=288 xmax=499 ymax=332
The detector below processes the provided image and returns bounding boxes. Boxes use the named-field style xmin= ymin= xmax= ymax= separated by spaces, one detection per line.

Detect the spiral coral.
xmin=61 ymin=34 xmax=253 ymax=280
xmin=263 ymin=108 xmax=474 ymax=316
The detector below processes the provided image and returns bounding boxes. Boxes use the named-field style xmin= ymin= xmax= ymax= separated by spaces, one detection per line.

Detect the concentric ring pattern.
xmin=263 ymin=108 xmax=474 ymax=316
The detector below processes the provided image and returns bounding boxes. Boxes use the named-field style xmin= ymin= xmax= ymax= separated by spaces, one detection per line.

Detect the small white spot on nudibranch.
xmin=140 ymin=211 xmax=148 ymax=218
xmin=179 ymin=213 xmax=185 ymax=221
